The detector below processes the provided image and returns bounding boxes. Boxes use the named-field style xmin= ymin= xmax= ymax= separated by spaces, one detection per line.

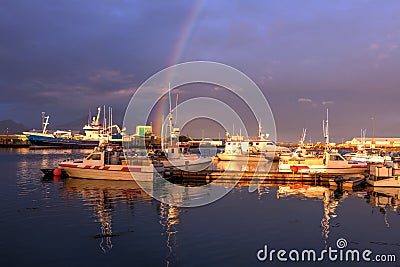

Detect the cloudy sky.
xmin=1 ymin=0 xmax=400 ymax=142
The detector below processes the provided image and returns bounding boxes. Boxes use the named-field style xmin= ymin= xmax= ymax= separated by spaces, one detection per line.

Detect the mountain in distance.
xmin=0 ymin=120 xmax=28 ymax=134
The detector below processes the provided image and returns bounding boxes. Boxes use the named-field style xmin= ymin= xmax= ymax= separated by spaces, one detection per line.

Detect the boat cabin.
xmin=83 ymin=148 xmax=124 ymax=166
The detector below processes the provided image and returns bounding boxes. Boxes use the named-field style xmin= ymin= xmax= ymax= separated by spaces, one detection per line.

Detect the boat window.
xmin=87 ymin=153 xmax=101 ymax=160
xmin=330 ymin=155 xmax=344 ymax=161
xmin=255 ymin=142 xmax=259 ymax=145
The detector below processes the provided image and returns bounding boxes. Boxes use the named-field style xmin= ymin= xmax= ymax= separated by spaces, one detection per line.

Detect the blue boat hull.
xmin=27 ymin=135 xmax=121 ymax=148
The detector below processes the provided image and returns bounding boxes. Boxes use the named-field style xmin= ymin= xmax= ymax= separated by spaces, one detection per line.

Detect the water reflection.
xmin=159 ymin=203 xmax=181 ymax=267
xmin=62 ymin=179 xmax=151 ymax=252
xmin=50 ymin=175 xmax=400 ymax=263
xmin=62 ymin=178 xmax=184 ymax=265
xmin=276 ymin=183 xmax=344 ymax=244
xmin=8 ymin=148 xmax=400 ymax=266
xmin=365 ymin=187 xmax=400 ymax=228
xmin=16 ymin=149 xmax=91 ymax=195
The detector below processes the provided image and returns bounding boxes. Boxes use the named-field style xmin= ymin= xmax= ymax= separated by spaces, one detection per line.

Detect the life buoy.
xmin=290 ymin=166 xmax=298 ymax=173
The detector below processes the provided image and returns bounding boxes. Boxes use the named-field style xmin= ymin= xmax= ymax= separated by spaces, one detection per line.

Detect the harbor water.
xmin=1 ymin=148 xmax=400 ymax=266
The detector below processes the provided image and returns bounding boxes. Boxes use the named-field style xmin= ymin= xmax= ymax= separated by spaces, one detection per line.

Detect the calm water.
xmin=1 ymin=148 xmax=400 ymax=267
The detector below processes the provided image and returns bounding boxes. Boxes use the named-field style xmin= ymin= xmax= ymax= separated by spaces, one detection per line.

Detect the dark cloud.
xmin=1 ymin=0 xmax=400 ymax=140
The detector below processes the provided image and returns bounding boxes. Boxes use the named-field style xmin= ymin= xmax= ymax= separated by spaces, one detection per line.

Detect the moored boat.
xmin=24 ymin=108 xmax=124 ymax=148
xmin=278 ymin=109 xmax=368 ymax=175
xmin=59 ymin=144 xmax=164 ymax=181
xmin=160 ymin=86 xmax=213 ymax=172
xmin=217 ymin=125 xmax=290 ymax=161
xmin=279 ymin=150 xmax=368 ymax=174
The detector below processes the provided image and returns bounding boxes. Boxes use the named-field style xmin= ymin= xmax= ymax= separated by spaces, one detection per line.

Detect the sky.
xmin=1 ymin=0 xmax=400 ymax=142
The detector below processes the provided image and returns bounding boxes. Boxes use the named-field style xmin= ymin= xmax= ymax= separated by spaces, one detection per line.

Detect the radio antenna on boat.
xmin=258 ymin=120 xmax=263 ymax=139
xmin=323 ymin=108 xmax=329 ymax=145
xmin=168 ymin=83 xmax=172 ymax=116
xmin=87 ymin=110 xmax=91 ymax=126
xmin=103 ymin=105 xmax=106 ymax=133
xmin=161 ymin=113 xmax=165 ymax=151
xmin=168 ymin=83 xmax=174 ymax=146
xmin=174 ymin=93 xmax=179 ymax=126
xmin=41 ymin=112 xmax=45 ymax=132
xmin=300 ymin=128 xmax=307 ymax=146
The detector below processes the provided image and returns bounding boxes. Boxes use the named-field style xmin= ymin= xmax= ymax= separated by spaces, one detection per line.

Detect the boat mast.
xmin=41 ymin=112 xmax=45 ymax=133
xmin=168 ymin=83 xmax=173 ymax=147
xmin=300 ymin=128 xmax=307 ymax=147
xmin=95 ymin=107 xmax=101 ymax=126
xmin=42 ymin=115 xmax=49 ymax=134
xmin=161 ymin=113 xmax=165 ymax=151
xmin=323 ymin=108 xmax=329 ymax=147
xmin=108 ymin=106 xmax=111 ymax=133
xmin=174 ymin=93 xmax=179 ymax=126
xmin=87 ymin=109 xmax=91 ymax=126
xmin=103 ymin=105 xmax=106 ymax=134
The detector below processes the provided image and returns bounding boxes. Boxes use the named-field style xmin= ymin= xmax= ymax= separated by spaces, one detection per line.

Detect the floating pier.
xmin=164 ymin=166 xmax=341 ymax=184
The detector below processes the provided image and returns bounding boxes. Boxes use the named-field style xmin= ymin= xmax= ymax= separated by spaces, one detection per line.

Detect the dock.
xmin=164 ymin=166 xmax=341 ymax=185
xmin=0 ymin=134 xmax=30 ymax=148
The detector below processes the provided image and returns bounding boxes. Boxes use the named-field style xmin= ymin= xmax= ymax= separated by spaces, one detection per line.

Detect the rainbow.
xmin=149 ymin=0 xmax=205 ymax=135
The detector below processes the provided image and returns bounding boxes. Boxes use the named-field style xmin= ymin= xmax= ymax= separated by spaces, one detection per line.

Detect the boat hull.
xmin=26 ymin=135 xmax=121 ymax=148
xmin=279 ymin=164 xmax=368 ymax=175
xmin=163 ymin=157 xmax=212 ymax=172
xmin=59 ymin=163 xmax=161 ymax=182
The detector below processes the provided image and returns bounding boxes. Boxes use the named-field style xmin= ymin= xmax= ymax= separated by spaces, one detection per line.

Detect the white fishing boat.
xmin=278 ymin=109 xmax=367 ymax=174
xmin=343 ymin=151 xmax=392 ymax=164
xmin=59 ymin=144 xmax=164 ymax=181
xmin=161 ymin=84 xmax=212 ymax=172
xmin=366 ymin=164 xmax=400 ymax=187
xmin=217 ymin=125 xmax=290 ymax=161
xmin=279 ymin=150 xmax=368 ymax=174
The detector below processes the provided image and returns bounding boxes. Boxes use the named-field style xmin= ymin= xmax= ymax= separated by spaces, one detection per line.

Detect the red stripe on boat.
xmin=297 ymin=166 xmax=309 ymax=169
xmin=121 ymin=167 xmax=141 ymax=172
xmin=93 ymin=166 xmax=101 ymax=169
xmin=59 ymin=163 xmax=77 ymax=168
xmin=84 ymin=165 xmax=91 ymax=169
xmin=102 ymin=166 xmax=110 ymax=170
xmin=351 ymin=165 xmax=367 ymax=168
